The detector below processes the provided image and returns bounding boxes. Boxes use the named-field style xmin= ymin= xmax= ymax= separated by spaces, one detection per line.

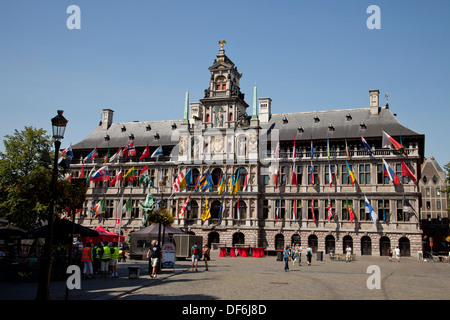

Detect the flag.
xmin=345 ymin=137 xmax=350 ymax=159
xmin=326 ymin=134 xmax=330 ymax=159
xmin=310 ymin=139 xmax=314 ymax=159
xmin=401 ymin=161 xmax=417 ymax=184
xmin=92 ymin=197 xmax=106 ymax=218
xmin=275 ymin=199 xmax=279 ymax=222
xmin=179 ymin=195 xmax=191 ymax=218
xmin=138 ymin=165 xmax=149 ymax=186
xmin=79 ymin=161 xmax=85 ymax=179
xmin=173 ymin=168 xmax=192 ymax=192
xmin=273 ymin=142 xmax=280 ymax=189
xmin=61 ymin=143 xmax=73 ymax=159
xmin=234 ymin=170 xmax=241 ymax=194
xmin=309 ymin=162 xmax=315 ymax=185
xmin=198 ymin=169 xmax=214 ymax=191
xmin=229 ymin=173 xmax=236 ymax=194
xmin=109 ymin=147 xmax=123 ymax=163
xmin=110 ymin=170 xmax=123 ymax=186
xmin=382 ymin=197 xmax=386 ymax=222
xmin=91 ymin=166 xmax=110 ymax=183
xmin=218 ymin=201 xmax=223 ymax=221
xmin=382 ymin=130 xmax=406 ymax=156
xmin=291 ymin=138 xmax=297 ymax=185
xmin=126 ymin=197 xmax=133 ymax=212
xmin=84 ymin=146 xmax=99 ymax=162
xmin=361 ymin=136 xmax=374 ymax=156
xmin=124 ymin=167 xmax=136 ymax=181
xmin=201 ymin=197 xmax=211 ymax=221
xmin=237 ymin=199 xmax=241 ymax=220
xmin=364 ymin=196 xmax=378 ymax=225
xmin=328 ymin=164 xmax=333 ymax=187
xmin=327 ymin=196 xmax=332 ymax=223
xmin=89 ymin=199 xmax=96 ymax=216
xmin=346 ymin=161 xmax=356 ymax=186
xmin=139 ymin=143 xmax=150 ymax=160
xmin=123 ymin=141 xmax=136 ymax=157
xmin=86 ymin=166 xmax=96 ymax=183
xmin=311 ymin=195 xmax=315 ymax=223
xmin=243 ymin=173 xmax=248 ymax=191
xmin=382 ymin=159 xmax=401 ymax=185
xmin=292 ymin=198 xmax=297 ymax=221
xmin=151 ymin=145 xmax=163 ymax=158
xmin=346 ymin=197 xmax=355 ymax=224
xmin=403 ymin=195 xmax=418 ymax=219
xmin=104 ymin=147 xmax=110 ymax=164
xmin=218 ymin=172 xmax=226 ymax=195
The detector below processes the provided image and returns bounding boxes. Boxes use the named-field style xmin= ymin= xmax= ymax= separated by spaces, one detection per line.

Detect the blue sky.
xmin=0 ymin=0 xmax=449 ymax=167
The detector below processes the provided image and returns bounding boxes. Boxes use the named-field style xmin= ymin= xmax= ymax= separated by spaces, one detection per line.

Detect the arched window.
xmin=380 ymin=236 xmax=391 ymax=256
xmin=234 ymin=200 xmax=246 ymax=220
xmin=208 ymin=232 xmax=220 ymax=248
xmin=308 ymin=234 xmax=318 ymax=253
xmin=216 ymin=76 xmax=226 ymax=91
xmin=211 ymin=200 xmax=222 ymax=220
xmin=399 ymin=237 xmax=411 ymax=257
xmin=211 ymin=168 xmax=223 ymax=186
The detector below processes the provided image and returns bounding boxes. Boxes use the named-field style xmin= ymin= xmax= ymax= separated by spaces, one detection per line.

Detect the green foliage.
xmin=0 ymin=126 xmax=85 ymax=230
xmin=146 ymin=208 xmax=175 ymax=226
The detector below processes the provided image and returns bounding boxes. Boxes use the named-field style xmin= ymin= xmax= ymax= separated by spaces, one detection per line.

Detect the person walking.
xmin=306 ymin=245 xmax=312 ymax=266
xmin=146 ymin=240 xmax=161 ymax=278
xmin=81 ymin=242 xmax=93 ymax=279
xmin=191 ymin=242 xmax=200 ymax=271
xmin=92 ymin=243 xmax=101 ymax=276
xmin=394 ymin=246 xmax=401 ymax=262
xmin=388 ymin=247 xmax=393 ymax=262
xmin=283 ymin=245 xmax=291 ymax=271
xmin=203 ymin=245 xmax=210 ymax=271
xmin=345 ymin=245 xmax=352 ymax=263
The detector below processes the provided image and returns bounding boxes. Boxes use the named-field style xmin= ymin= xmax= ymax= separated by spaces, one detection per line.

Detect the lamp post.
xmin=36 ymin=110 xmax=68 ymax=300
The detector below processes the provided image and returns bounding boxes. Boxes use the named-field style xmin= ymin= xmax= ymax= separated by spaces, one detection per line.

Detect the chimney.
xmin=369 ymin=90 xmax=380 ymax=115
xmin=101 ymin=109 xmax=114 ymax=131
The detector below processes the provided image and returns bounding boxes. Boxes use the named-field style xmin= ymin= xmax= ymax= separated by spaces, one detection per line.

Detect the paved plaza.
xmin=1 ymin=250 xmax=448 ymax=302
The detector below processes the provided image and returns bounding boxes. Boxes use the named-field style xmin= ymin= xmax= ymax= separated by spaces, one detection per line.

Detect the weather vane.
xmin=218 ymin=40 xmax=226 ymax=49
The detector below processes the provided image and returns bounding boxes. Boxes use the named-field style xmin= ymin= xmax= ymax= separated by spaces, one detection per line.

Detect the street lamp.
xmin=36 ymin=110 xmax=68 ymax=300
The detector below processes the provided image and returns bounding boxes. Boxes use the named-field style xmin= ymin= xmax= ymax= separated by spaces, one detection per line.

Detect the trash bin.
xmin=316 ymin=251 xmax=323 ymax=261
xmin=276 ymin=250 xmax=283 ymax=261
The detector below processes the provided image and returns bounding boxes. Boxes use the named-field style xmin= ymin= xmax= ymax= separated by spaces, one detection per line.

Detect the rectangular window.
xmin=262 ymin=199 xmax=269 ymax=220
xmin=324 ymin=165 xmax=335 ymax=186
xmin=437 ymin=201 xmax=441 ymax=210
xmin=377 ymin=164 xmax=389 ymax=184
xmin=280 ymin=166 xmax=287 ymax=185
xmin=308 ymin=199 xmax=318 ymax=220
xmin=377 ymin=199 xmax=390 ymax=223
xmin=325 ymin=199 xmax=335 ymax=220
xmin=359 ymin=164 xmax=371 ymax=185
xmin=360 ymin=200 xmax=370 ymax=221
xmin=291 ymin=199 xmax=302 ymax=220
xmin=296 ymin=166 xmax=303 ymax=185
xmin=309 ymin=165 xmax=319 ymax=185
xmin=436 ymin=188 xmax=441 ymax=196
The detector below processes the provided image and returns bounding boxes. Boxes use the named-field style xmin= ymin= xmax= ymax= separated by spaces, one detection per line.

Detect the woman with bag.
xmin=283 ymin=245 xmax=291 ymax=271
xmin=306 ymin=244 xmax=313 ymax=266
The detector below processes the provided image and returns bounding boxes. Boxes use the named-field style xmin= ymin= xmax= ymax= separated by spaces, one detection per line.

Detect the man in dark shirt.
xmin=146 ymin=240 xmax=161 ymax=278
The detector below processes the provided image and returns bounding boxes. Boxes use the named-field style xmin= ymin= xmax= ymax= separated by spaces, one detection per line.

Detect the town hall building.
xmin=70 ymin=43 xmax=425 ymax=257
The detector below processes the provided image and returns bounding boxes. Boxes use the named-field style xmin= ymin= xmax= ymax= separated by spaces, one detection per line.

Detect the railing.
xmin=266 ymin=148 xmax=418 ymax=160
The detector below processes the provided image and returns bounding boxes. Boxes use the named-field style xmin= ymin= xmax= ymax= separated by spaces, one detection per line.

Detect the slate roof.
xmin=72 ymin=106 xmax=423 ymax=151
xmin=260 ymin=106 xmax=422 ymax=142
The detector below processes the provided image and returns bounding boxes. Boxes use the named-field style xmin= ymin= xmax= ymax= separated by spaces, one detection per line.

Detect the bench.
xmin=127 ymin=266 xmax=141 ymax=279
xmin=330 ymin=253 xmax=356 ymax=261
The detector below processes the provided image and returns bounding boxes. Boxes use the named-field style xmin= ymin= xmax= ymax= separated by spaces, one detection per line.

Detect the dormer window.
xmin=146 ymin=124 xmax=151 ymax=131
xmin=346 ymin=113 xmax=352 ymax=121
xmin=314 ymin=115 xmax=320 ymax=123
xmin=328 ymin=123 xmax=335 ymax=131
xmin=121 ymin=125 xmax=126 ymax=132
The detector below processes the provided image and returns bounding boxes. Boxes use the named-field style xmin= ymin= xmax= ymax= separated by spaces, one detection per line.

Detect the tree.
xmin=0 ymin=126 xmax=83 ymax=230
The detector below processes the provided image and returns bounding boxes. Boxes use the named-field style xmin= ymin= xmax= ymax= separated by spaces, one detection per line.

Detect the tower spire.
xmin=182 ymin=89 xmax=189 ymax=125
xmin=252 ymin=83 xmax=258 ymax=119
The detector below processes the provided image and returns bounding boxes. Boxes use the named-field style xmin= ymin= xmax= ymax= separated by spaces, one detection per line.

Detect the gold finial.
xmin=385 ymin=93 xmax=389 ymax=101
xmin=218 ymin=40 xmax=227 ymax=49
